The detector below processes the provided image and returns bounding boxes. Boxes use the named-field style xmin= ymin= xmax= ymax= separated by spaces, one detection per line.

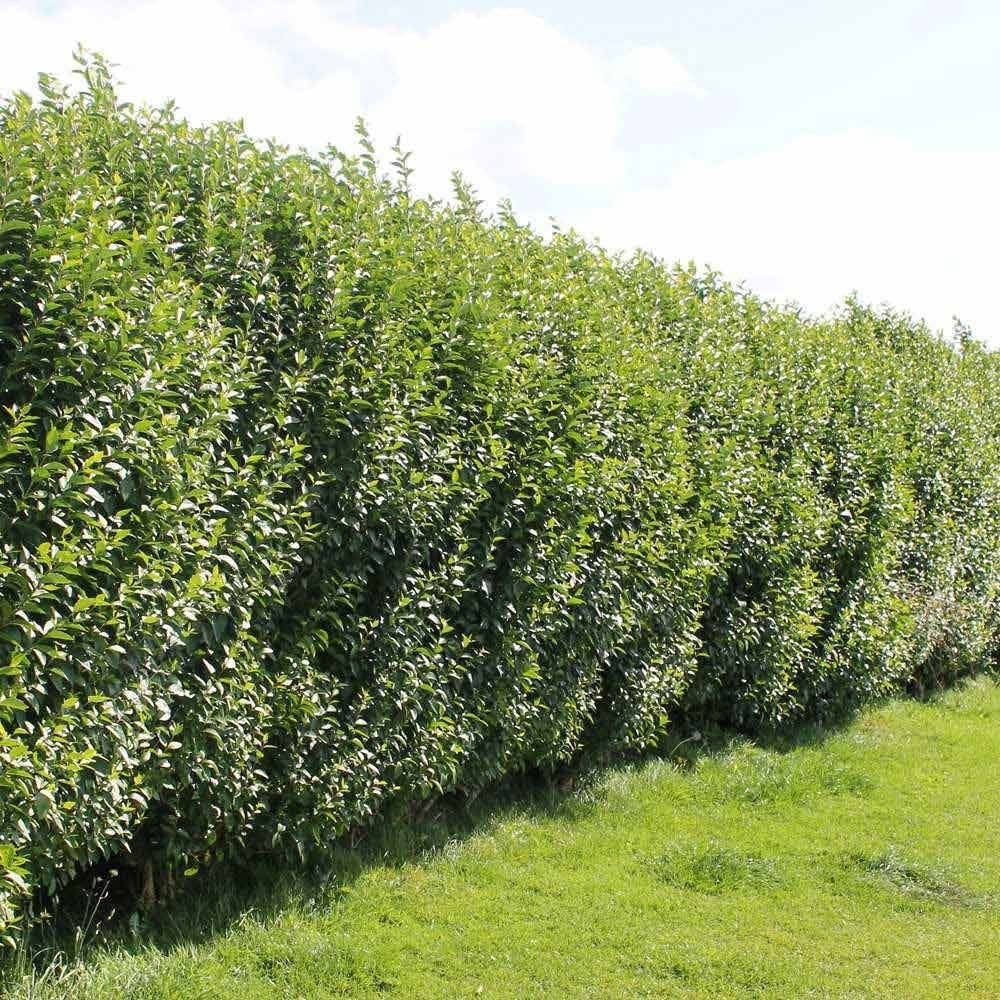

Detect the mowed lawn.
xmin=10 ymin=678 xmax=1000 ymax=999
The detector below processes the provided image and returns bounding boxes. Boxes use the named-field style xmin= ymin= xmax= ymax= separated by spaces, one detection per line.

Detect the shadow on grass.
xmin=8 ymin=673 xmax=990 ymax=984
xmin=8 ymin=763 xmax=611 ymax=982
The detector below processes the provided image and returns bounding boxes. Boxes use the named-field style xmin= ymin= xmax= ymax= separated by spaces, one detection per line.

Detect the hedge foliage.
xmin=1 ymin=58 xmax=998 ymax=938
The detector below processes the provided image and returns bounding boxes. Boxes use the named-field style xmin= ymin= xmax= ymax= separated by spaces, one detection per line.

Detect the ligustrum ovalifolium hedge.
xmin=1 ymin=55 xmax=998 ymax=938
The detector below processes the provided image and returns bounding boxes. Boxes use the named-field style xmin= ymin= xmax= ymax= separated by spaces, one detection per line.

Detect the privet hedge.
xmin=1 ymin=58 xmax=998 ymax=938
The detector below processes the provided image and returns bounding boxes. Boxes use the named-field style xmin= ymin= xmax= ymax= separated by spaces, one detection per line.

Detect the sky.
xmin=2 ymin=0 xmax=999 ymax=348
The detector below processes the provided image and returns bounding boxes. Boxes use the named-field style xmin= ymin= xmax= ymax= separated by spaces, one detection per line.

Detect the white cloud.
xmin=618 ymin=44 xmax=704 ymax=97
xmin=583 ymin=132 xmax=1000 ymax=347
xmin=369 ymin=9 xmax=624 ymax=194
xmin=0 ymin=2 xmax=702 ymax=205
xmin=0 ymin=1 xmax=363 ymax=150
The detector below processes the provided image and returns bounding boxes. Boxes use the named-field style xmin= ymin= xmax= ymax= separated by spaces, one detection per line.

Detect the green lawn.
xmin=8 ymin=678 xmax=1000 ymax=999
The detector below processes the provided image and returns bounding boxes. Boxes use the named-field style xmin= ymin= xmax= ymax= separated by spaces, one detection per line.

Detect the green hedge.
xmin=1 ymin=57 xmax=998 ymax=938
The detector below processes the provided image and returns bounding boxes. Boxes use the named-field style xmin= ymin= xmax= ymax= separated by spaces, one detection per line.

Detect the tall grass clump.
xmin=1 ymin=56 xmax=998 ymax=938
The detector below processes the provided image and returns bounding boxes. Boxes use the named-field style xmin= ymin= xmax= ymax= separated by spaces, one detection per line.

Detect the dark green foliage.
xmin=1 ymin=56 xmax=998 ymax=938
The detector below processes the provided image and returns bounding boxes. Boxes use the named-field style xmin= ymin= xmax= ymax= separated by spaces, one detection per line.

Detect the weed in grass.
xmin=690 ymin=741 xmax=873 ymax=806
xmin=686 ymin=954 xmax=791 ymax=997
xmin=846 ymin=848 xmax=993 ymax=910
xmin=645 ymin=843 xmax=781 ymax=894
xmin=236 ymin=931 xmax=395 ymax=995
xmin=632 ymin=950 xmax=792 ymax=998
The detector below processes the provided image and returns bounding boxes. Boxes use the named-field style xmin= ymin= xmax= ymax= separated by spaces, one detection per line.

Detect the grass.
xmin=5 ymin=677 xmax=999 ymax=999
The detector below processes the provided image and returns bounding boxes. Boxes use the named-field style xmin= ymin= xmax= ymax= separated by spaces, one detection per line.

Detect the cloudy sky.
xmin=3 ymin=0 xmax=998 ymax=347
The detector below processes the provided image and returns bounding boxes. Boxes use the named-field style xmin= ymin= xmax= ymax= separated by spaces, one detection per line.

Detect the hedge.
xmin=1 ymin=56 xmax=998 ymax=938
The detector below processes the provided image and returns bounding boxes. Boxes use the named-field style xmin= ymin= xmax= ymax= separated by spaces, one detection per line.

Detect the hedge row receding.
xmin=1 ymin=57 xmax=998 ymax=938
